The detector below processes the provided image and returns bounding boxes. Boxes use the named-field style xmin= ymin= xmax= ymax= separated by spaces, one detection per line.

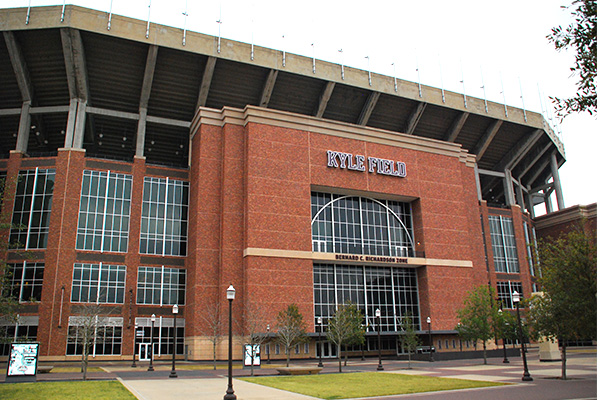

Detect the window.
xmin=6 ymin=262 xmax=44 ymax=302
xmin=304 ymin=343 xmax=310 ymax=354
xmin=311 ymin=192 xmax=414 ymax=256
xmin=71 ymin=263 xmax=126 ymax=304
xmin=140 ymin=177 xmax=189 ymax=256
xmin=137 ymin=266 xmax=186 ymax=306
xmin=0 ymin=316 xmax=38 ymax=356
xmin=76 ymin=170 xmax=132 ymax=253
xmin=295 ymin=344 xmax=300 ymax=354
xmin=314 ymin=264 xmax=420 ymax=332
xmin=10 ymin=168 xmax=56 ymax=249
xmin=275 ymin=344 xmax=280 ymax=355
xmin=497 ymin=281 xmax=523 ymax=309
xmin=489 ymin=216 xmax=519 ymax=273
xmin=66 ymin=316 xmax=122 ymax=356
xmin=135 ymin=317 xmax=185 ymax=355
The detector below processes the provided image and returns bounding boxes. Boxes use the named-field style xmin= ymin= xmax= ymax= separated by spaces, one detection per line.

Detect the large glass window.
xmin=6 ymin=262 xmax=45 ymax=302
xmin=497 ymin=281 xmax=523 ymax=309
xmin=489 ymin=215 xmax=519 ymax=273
xmin=140 ymin=177 xmax=189 ymax=256
xmin=0 ymin=316 xmax=38 ymax=356
xmin=313 ymin=264 xmax=420 ymax=332
xmin=76 ymin=170 xmax=132 ymax=253
xmin=10 ymin=168 xmax=56 ymax=249
xmin=136 ymin=266 xmax=186 ymax=306
xmin=311 ymin=192 xmax=413 ymax=256
xmin=71 ymin=263 xmax=126 ymax=304
xmin=135 ymin=316 xmax=185 ymax=355
xmin=66 ymin=316 xmax=122 ymax=356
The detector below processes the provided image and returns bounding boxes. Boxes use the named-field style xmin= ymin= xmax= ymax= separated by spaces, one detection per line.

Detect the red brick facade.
xmin=0 ymin=106 xmax=540 ymax=360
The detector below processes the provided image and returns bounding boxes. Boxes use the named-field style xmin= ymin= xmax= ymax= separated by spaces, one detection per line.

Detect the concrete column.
xmin=526 ymin=193 xmax=535 ymax=218
xmin=550 ymin=152 xmax=565 ymax=210
xmin=63 ymin=98 xmax=78 ymax=148
xmin=503 ymin=169 xmax=515 ymax=206
xmin=16 ymin=101 xmax=31 ymax=153
xmin=544 ymin=189 xmax=553 ymax=214
xmin=136 ymin=107 xmax=147 ymax=158
xmin=72 ymin=99 xmax=87 ymax=149
xmin=515 ymin=179 xmax=525 ymax=210
xmin=474 ymin=164 xmax=482 ymax=201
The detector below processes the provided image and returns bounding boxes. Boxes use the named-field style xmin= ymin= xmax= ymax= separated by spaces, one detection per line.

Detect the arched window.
xmin=311 ymin=192 xmax=414 ymax=256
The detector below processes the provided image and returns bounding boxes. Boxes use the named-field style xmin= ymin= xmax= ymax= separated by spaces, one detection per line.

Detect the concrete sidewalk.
xmin=120 ymin=377 xmax=320 ymax=400
xmin=118 ymin=350 xmax=597 ymax=400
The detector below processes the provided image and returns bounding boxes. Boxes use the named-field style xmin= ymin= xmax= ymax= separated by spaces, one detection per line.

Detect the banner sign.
xmin=327 ymin=150 xmax=406 ymax=178
xmin=335 ymin=254 xmax=408 ymax=264
xmin=7 ymin=343 xmax=39 ymax=377
xmin=244 ymin=344 xmax=261 ymax=366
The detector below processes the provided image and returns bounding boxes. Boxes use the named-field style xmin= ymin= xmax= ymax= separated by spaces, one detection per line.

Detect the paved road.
xmin=3 ymin=349 xmax=597 ymax=400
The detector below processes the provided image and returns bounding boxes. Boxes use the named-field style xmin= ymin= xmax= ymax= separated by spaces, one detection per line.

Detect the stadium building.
xmin=0 ymin=5 xmax=572 ymax=361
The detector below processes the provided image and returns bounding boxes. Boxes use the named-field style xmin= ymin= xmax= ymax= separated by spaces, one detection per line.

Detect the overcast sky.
xmin=3 ymin=0 xmax=598 ymax=212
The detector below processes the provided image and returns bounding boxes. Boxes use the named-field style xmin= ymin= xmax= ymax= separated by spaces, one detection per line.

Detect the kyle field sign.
xmin=327 ymin=150 xmax=407 ymax=178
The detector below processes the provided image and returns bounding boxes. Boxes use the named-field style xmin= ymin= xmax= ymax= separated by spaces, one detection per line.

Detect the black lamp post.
xmin=457 ymin=322 xmax=463 ymax=352
xmin=266 ymin=324 xmax=271 ymax=364
xmin=513 ymin=291 xmax=532 ymax=381
xmin=317 ymin=317 xmax=323 ymax=367
xmin=224 ymin=284 xmax=237 ymax=400
xmin=376 ymin=309 xmax=384 ymax=371
xmin=361 ymin=323 xmax=365 ymax=361
xmin=169 ymin=304 xmax=179 ymax=378
xmin=148 ymin=314 xmax=156 ymax=372
xmin=427 ymin=316 xmax=433 ymax=362
xmin=131 ymin=322 xmax=138 ymax=367
xmin=498 ymin=309 xmax=509 ymax=364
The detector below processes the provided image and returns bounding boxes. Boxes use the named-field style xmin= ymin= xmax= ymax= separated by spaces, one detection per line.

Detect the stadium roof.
xmin=0 ymin=5 xmax=565 ymax=206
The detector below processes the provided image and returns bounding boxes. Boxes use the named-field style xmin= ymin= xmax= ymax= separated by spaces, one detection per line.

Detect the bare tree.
xmin=326 ymin=302 xmax=365 ymax=372
xmin=68 ymin=303 xmax=118 ymax=380
xmin=201 ymin=298 xmax=223 ymax=370
xmin=242 ymin=301 xmax=271 ymax=376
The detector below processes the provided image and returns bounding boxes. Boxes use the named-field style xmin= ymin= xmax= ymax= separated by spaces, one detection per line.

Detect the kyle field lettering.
xmin=327 ymin=150 xmax=406 ymax=178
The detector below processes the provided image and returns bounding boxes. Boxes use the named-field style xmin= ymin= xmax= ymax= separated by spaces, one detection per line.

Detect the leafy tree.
xmin=397 ymin=314 xmax=421 ymax=369
xmin=275 ymin=304 xmax=308 ymax=367
xmin=456 ymin=285 xmax=497 ymax=364
xmin=528 ymin=225 xmax=596 ymax=379
xmin=548 ymin=0 xmax=597 ymax=118
xmin=326 ymin=302 xmax=365 ymax=372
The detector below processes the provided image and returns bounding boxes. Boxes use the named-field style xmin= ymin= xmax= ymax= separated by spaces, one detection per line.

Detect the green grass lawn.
xmin=241 ymin=372 xmax=507 ymax=399
xmin=0 ymin=380 xmax=136 ymax=400
xmin=48 ymin=366 xmax=104 ymax=373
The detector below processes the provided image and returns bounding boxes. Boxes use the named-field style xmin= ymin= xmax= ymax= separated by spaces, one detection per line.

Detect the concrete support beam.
xmin=474 ymin=120 xmax=503 ymax=161
xmin=405 ymin=102 xmax=427 ymax=135
xmin=64 ymin=98 xmax=78 ymax=148
xmin=61 ymin=27 xmax=94 ymax=149
xmin=356 ymin=91 xmax=380 ymax=126
xmin=136 ymin=45 xmax=158 ymax=158
xmin=3 ymin=31 xmax=33 ymax=103
xmin=515 ymin=178 xmax=526 ymax=209
xmin=550 ymin=151 xmax=565 ymax=210
xmin=259 ymin=69 xmax=278 ymax=108
xmin=495 ymin=129 xmax=543 ymax=171
xmin=315 ymin=81 xmax=336 ymax=118
xmin=525 ymin=158 xmax=550 ymax=187
xmin=517 ymin=142 xmax=552 ymax=180
xmin=544 ymin=189 xmax=554 ymax=213
xmin=196 ymin=56 xmax=217 ymax=109
xmin=445 ymin=112 xmax=469 ymax=142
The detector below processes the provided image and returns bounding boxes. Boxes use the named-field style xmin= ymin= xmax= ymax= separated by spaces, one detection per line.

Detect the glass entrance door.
xmin=139 ymin=343 xmax=151 ymax=361
xmin=316 ymin=341 xmax=337 ymax=358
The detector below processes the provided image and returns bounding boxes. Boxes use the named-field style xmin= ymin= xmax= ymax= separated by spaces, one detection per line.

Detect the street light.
xmin=498 ymin=308 xmax=509 ymax=364
xmin=131 ymin=322 xmax=138 ymax=367
xmin=361 ymin=323 xmax=365 ymax=361
xmin=457 ymin=322 xmax=463 ymax=352
xmin=317 ymin=317 xmax=323 ymax=367
xmin=375 ymin=309 xmax=384 ymax=371
xmin=266 ymin=324 xmax=271 ymax=364
xmin=224 ymin=284 xmax=237 ymax=400
xmin=148 ymin=314 xmax=156 ymax=372
xmin=512 ymin=291 xmax=532 ymax=381
xmin=427 ymin=316 xmax=433 ymax=362
xmin=169 ymin=304 xmax=179 ymax=378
